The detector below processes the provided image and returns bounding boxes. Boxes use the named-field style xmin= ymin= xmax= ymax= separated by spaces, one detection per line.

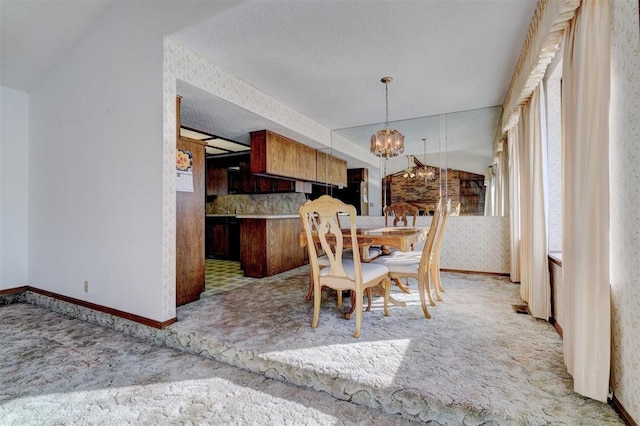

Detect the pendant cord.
xmin=385 ymin=82 xmax=389 ymax=128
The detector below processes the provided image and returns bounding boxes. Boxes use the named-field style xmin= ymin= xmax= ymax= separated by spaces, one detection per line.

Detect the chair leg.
xmin=425 ymin=272 xmax=436 ymax=306
xmin=308 ymin=274 xmax=344 ymax=308
xmin=392 ymin=277 xmax=412 ymax=294
xmin=311 ymin=283 xmax=321 ymax=328
xmin=305 ymin=274 xmax=314 ymax=301
xmin=417 ymin=277 xmax=431 ymax=319
xmin=365 ymin=288 xmax=372 ymax=312
xmin=345 ymin=288 xmax=371 ymax=320
xmin=353 ymin=289 xmax=362 ymax=338
xmin=383 ymin=279 xmax=390 ymax=316
xmin=435 ymin=259 xmax=445 ymax=293
xmin=430 ymin=267 xmax=443 ymax=302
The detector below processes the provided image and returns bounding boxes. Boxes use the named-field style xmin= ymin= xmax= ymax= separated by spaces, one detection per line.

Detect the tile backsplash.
xmin=207 ymin=193 xmax=308 ymax=215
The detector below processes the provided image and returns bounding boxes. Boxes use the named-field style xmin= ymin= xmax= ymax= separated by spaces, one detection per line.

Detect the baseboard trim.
xmin=611 ymin=394 xmax=637 ymax=426
xmin=549 ymin=317 xmax=564 ymax=338
xmin=3 ymin=286 xmax=176 ymax=329
xmin=0 ymin=286 xmax=28 ymax=295
xmin=440 ymin=268 xmax=510 ymax=277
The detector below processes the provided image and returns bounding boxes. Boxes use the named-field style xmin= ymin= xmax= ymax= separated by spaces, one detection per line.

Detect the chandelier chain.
xmin=385 ymin=81 xmax=389 ymax=128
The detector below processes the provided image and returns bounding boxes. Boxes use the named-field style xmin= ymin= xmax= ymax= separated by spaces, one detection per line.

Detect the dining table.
xmin=298 ymin=226 xmax=429 ymax=261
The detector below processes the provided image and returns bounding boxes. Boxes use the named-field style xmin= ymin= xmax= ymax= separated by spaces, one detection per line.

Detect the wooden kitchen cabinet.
xmin=206 ymin=216 xmax=240 ymax=260
xmin=250 ymin=130 xmax=317 ymax=181
xmin=316 ymin=151 xmax=347 ymax=187
xmin=240 ymin=217 xmax=306 ymax=278
xmin=206 ymin=164 xmax=228 ymax=196
xmin=237 ymin=159 xmax=295 ymax=194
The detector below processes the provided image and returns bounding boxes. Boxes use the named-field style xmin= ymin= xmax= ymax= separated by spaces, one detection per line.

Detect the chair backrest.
xmin=299 ymin=195 xmax=362 ymax=288
xmin=384 ymin=202 xmax=419 ymax=227
xmin=417 ymin=198 xmax=442 ymax=277
xmin=450 ymin=202 xmax=461 ymax=216
xmin=432 ymin=198 xmax=450 ymax=259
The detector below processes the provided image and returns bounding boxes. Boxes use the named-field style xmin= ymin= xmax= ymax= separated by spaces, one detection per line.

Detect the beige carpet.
xmin=0 ymin=303 xmax=417 ymax=425
xmin=166 ymin=268 xmax=622 ymax=425
xmin=1 ymin=268 xmax=623 ymax=425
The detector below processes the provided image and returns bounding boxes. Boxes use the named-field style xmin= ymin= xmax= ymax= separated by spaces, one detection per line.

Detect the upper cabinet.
xmin=316 ymin=151 xmax=347 ymax=187
xmin=250 ymin=130 xmax=317 ymax=181
xmin=250 ymin=129 xmax=347 ymax=187
xmin=206 ymin=163 xmax=228 ymax=196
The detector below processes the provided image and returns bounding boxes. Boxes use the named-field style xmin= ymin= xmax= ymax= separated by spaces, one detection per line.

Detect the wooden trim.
xmin=549 ymin=317 xmax=564 ymax=338
xmin=611 ymin=394 xmax=637 ymax=426
xmin=0 ymin=286 xmax=28 ymax=296
xmin=26 ymin=287 xmax=177 ymax=329
xmin=440 ymin=268 xmax=510 ymax=277
xmin=178 ymin=135 xmax=208 ymax=147
xmin=548 ymin=254 xmax=562 ymax=267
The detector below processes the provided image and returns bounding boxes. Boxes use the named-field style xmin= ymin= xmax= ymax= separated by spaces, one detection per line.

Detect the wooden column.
xmin=175 ymin=96 xmax=206 ymax=306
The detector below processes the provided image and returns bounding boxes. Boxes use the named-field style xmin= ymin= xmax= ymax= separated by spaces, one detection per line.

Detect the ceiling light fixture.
xmin=370 ymin=77 xmax=404 ymax=158
xmin=416 ymin=138 xmax=435 ymax=181
xmin=402 ymin=155 xmax=416 ymax=179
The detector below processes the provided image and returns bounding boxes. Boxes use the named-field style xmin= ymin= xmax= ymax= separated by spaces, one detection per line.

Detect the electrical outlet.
xmin=84 ymin=280 xmax=88 ymax=292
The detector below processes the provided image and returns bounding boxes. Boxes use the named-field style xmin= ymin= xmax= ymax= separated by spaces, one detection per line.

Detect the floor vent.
xmin=513 ymin=304 xmax=530 ymax=315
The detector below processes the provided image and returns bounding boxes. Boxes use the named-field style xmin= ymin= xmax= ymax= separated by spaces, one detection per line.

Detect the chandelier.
xmin=402 ymin=155 xmax=416 ymax=179
xmin=370 ymin=77 xmax=404 ymax=158
xmin=416 ymin=138 xmax=435 ymax=181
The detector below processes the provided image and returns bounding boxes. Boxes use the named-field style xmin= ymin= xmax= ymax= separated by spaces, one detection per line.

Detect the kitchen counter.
xmin=236 ymin=214 xmax=298 ymax=219
xmin=206 ymin=214 xmax=298 ymax=219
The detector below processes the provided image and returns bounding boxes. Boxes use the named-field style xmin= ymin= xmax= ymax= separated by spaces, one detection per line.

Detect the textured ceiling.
xmin=169 ymin=0 xmax=537 ymax=131
xmin=1 ymin=0 xmax=538 ymax=172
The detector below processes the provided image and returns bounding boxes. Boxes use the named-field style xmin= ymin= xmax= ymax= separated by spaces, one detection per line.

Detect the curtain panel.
xmin=502 ymin=0 xmax=582 ymax=134
xmin=561 ymin=0 xmax=611 ymax=402
xmin=522 ymin=82 xmax=551 ymax=320
xmin=507 ymin=121 xmax=522 ymax=283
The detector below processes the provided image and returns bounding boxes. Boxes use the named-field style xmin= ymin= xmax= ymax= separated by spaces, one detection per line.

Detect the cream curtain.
xmin=502 ymin=0 xmax=582 ymax=133
xmin=521 ymin=82 xmax=551 ymax=319
xmin=561 ymin=0 xmax=611 ymax=402
xmin=507 ymin=121 xmax=521 ymax=283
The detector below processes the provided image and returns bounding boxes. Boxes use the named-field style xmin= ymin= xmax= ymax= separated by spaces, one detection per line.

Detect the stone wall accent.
xmin=387 ymin=168 xmax=485 ymax=215
xmin=207 ymin=193 xmax=307 ymax=215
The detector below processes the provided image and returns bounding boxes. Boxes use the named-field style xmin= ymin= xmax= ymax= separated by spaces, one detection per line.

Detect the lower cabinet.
xmin=239 ymin=217 xmax=306 ymax=278
xmin=206 ymin=217 xmax=240 ymax=261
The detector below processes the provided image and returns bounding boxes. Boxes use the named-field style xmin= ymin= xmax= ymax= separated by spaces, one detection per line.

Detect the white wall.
xmin=609 ymin=0 xmax=640 ymax=421
xmin=0 ymin=86 xmax=29 ymax=290
xmin=26 ymin=2 xmax=238 ymax=322
xmin=28 ymin=5 xmax=164 ymax=320
xmin=356 ymin=215 xmax=510 ymax=274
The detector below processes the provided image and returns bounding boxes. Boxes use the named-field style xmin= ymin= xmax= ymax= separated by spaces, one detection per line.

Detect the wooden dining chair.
xmin=299 ymin=195 xmax=391 ymax=338
xmin=373 ymin=199 xmax=441 ymax=319
xmin=383 ymin=201 xmax=420 ymax=293
xmin=304 ymin=210 xmax=381 ymax=309
xmin=384 ymin=202 xmax=419 ymax=227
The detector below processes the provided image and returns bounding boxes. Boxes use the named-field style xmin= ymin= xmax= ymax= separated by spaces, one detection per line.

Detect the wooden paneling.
xmin=250 ymin=130 xmax=317 ymax=181
xmin=316 ymin=151 xmax=347 ymax=187
xmin=206 ymin=165 xmax=228 ymax=196
xmin=176 ymin=96 xmax=205 ymax=306
xmin=240 ymin=218 xmax=306 ymax=278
